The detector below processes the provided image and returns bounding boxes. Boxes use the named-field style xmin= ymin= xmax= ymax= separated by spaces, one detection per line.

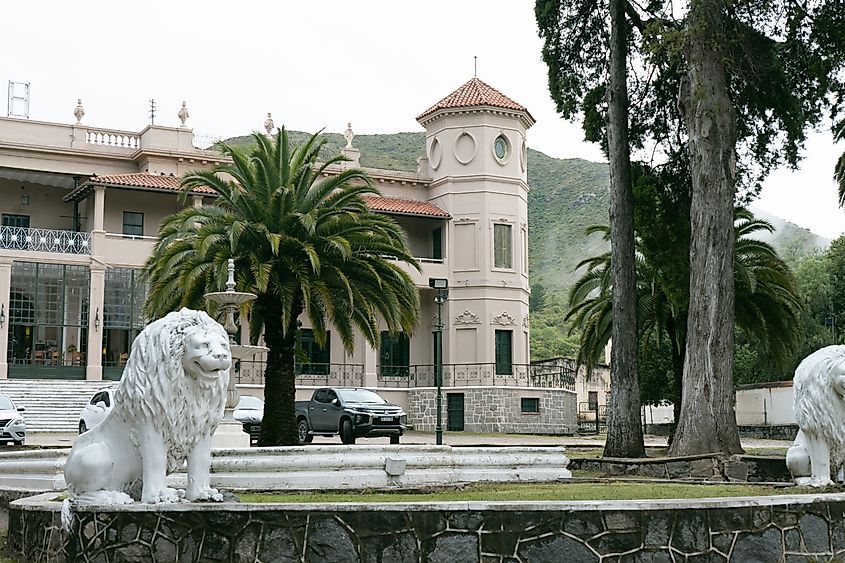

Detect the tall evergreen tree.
xmin=536 ymin=0 xmax=644 ymax=458
xmin=537 ymin=0 xmax=844 ymax=455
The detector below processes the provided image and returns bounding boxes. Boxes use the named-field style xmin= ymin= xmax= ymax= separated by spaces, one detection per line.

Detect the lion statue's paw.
xmin=187 ymin=486 xmax=223 ymax=502
xmin=75 ymin=490 xmax=135 ymax=506
xmin=142 ymin=486 xmax=183 ymax=504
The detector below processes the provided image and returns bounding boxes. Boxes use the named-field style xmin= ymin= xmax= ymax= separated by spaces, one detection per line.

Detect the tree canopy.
xmin=143 ymin=129 xmax=420 ymax=445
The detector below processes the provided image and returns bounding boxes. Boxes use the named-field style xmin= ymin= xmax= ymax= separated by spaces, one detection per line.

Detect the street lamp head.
xmin=429 ymin=278 xmax=448 ymax=290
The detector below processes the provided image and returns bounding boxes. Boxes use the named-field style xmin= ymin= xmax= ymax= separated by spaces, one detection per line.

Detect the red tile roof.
xmin=363 ymin=195 xmax=450 ymax=218
xmin=89 ymin=173 xmax=215 ymax=193
xmin=79 ymin=173 xmax=449 ymax=218
xmin=417 ymin=77 xmax=532 ymax=121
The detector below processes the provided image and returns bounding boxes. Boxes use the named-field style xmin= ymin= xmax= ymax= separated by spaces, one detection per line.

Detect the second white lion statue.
xmin=786 ymin=345 xmax=845 ymax=487
xmin=63 ymin=308 xmax=231 ymax=505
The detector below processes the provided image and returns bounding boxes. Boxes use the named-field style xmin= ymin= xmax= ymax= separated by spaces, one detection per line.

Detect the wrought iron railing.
xmin=377 ymin=362 xmax=576 ymax=390
xmin=578 ymin=402 xmax=608 ymax=421
xmin=234 ymin=360 xmax=365 ymax=387
xmin=0 ymin=226 xmax=91 ymax=254
xmin=232 ymin=360 xmax=575 ymax=390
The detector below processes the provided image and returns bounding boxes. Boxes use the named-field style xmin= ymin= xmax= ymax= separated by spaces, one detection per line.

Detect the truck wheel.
xmin=390 ymin=435 xmax=400 ymax=445
xmin=297 ymin=419 xmax=313 ymax=445
xmin=340 ymin=419 xmax=356 ymax=445
xmin=79 ymin=420 xmax=87 ymax=434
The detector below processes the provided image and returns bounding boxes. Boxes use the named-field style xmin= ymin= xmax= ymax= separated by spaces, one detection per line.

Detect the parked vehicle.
xmin=0 ymin=393 xmax=26 ymax=446
xmin=295 ymin=388 xmax=406 ymax=445
xmin=234 ymin=395 xmax=264 ymax=444
xmin=78 ymin=387 xmax=116 ymax=433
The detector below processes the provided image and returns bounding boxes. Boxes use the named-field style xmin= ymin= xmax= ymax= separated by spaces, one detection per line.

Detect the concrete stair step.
xmin=0 ymin=379 xmax=115 ymax=433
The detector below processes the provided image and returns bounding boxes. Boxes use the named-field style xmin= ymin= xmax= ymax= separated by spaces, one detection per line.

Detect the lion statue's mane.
xmin=787 ymin=345 xmax=845 ymax=486
xmin=115 ymin=309 xmax=228 ymax=473
xmin=63 ymin=308 xmax=230 ymax=509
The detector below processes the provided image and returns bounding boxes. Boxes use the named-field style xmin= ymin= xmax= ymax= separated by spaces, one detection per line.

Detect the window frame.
xmin=122 ymin=211 xmax=144 ymax=236
xmin=380 ymin=331 xmax=410 ymax=377
xmin=493 ymin=223 xmax=513 ymax=270
xmin=520 ymin=397 xmax=540 ymax=414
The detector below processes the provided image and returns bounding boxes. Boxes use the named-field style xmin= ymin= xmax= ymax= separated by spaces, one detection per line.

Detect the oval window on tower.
xmin=493 ymin=134 xmax=510 ymax=164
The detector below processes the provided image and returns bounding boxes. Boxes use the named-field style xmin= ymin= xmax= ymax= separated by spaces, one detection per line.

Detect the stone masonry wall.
xmin=407 ymin=386 xmax=577 ymax=434
xmin=11 ymin=495 xmax=845 ymax=562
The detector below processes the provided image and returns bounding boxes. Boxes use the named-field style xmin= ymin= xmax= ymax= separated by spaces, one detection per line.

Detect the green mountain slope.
xmin=220 ymin=131 xmax=829 ymax=358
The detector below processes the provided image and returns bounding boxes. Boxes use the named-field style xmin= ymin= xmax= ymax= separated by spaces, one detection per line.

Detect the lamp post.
xmin=429 ymin=278 xmax=448 ymax=445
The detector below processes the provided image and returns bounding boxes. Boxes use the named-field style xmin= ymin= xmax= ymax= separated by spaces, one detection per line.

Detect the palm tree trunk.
xmin=670 ymin=0 xmax=743 ymax=456
xmin=604 ymin=0 xmax=645 ymax=458
xmin=666 ymin=314 xmax=685 ymax=433
xmin=258 ymin=296 xmax=301 ymax=446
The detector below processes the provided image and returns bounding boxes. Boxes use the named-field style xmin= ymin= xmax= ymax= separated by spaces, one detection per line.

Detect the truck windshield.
xmin=336 ymin=389 xmax=387 ymax=404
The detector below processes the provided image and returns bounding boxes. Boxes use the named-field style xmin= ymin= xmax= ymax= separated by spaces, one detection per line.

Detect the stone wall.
xmin=407 ymin=386 xmax=577 ymax=434
xmin=11 ymin=493 xmax=845 ymax=562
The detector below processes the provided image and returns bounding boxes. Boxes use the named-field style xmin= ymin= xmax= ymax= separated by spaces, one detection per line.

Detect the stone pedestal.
xmin=212 ymin=419 xmax=251 ymax=448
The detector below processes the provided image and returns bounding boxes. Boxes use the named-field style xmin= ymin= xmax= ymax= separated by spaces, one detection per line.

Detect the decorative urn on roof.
xmin=74 ymin=99 xmax=85 ymax=124
xmin=178 ymin=101 xmax=189 ymax=127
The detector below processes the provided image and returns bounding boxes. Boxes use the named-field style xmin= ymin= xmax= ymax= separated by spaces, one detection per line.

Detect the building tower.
xmin=417 ymin=78 xmax=535 ymax=371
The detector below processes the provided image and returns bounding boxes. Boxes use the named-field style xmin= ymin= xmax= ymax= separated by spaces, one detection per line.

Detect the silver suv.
xmin=0 ymin=393 xmax=26 ymax=446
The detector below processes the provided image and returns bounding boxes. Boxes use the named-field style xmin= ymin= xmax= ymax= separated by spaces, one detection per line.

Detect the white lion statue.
xmin=63 ymin=308 xmax=231 ymax=505
xmin=786 ymin=345 xmax=845 ymax=487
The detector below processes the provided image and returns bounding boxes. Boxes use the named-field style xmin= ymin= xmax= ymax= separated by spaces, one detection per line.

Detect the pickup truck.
xmin=295 ymin=388 xmax=407 ymax=445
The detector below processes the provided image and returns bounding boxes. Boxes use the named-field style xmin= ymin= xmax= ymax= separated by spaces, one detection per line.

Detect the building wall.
xmin=735 ymin=382 xmax=795 ymax=426
xmin=101 ymin=189 xmax=183 ymax=237
xmin=0 ymin=90 xmax=538 ymax=383
xmin=408 ymin=386 xmax=576 ymax=434
xmin=0 ymin=180 xmax=77 ymax=231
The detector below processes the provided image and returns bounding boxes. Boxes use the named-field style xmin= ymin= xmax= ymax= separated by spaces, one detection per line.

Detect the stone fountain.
xmin=205 ymin=258 xmax=267 ymax=448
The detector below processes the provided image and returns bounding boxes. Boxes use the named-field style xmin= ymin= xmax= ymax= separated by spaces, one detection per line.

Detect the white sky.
xmin=5 ymin=1 xmax=843 ymax=238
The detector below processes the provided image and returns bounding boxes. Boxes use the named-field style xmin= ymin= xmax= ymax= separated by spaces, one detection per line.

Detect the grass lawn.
xmin=237 ymin=481 xmax=799 ymax=504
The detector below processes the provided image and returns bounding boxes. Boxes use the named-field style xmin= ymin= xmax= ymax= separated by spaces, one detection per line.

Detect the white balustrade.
xmin=85 ymin=128 xmax=140 ymax=149
xmin=0 ymin=226 xmax=91 ymax=254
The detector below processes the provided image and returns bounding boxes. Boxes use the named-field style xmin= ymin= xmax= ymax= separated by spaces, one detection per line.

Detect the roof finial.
xmin=474 ymin=55 xmax=477 ymax=77
xmin=149 ymin=99 xmax=156 ymax=125
xmin=344 ymin=122 xmax=355 ymax=149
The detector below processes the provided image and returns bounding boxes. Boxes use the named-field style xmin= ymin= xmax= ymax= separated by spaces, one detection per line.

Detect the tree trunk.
xmin=669 ymin=0 xmax=743 ymax=456
xmin=258 ymin=295 xmax=301 ymax=446
xmin=666 ymin=313 xmax=685 ymax=438
xmin=604 ymin=0 xmax=645 ymax=458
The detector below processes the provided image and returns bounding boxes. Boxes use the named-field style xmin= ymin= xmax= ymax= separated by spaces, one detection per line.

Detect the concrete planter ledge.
xmin=572 ymin=453 xmax=791 ymax=483
xmin=0 ymin=445 xmax=572 ymax=492
xmin=11 ymin=491 xmax=845 ymax=562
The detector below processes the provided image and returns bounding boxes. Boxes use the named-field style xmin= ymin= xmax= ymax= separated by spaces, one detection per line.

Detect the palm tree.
xmin=143 ymin=129 xmax=420 ymax=445
xmin=566 ymin=208 xmax=802 ymax=418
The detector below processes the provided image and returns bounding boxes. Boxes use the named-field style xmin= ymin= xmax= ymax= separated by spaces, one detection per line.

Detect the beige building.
xmin=0 ymin=79 xmax=576 ymax=433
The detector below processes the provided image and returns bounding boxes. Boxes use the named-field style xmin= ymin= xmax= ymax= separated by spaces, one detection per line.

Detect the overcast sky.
xmin=5 ymin=1 xmax=843 ymax=238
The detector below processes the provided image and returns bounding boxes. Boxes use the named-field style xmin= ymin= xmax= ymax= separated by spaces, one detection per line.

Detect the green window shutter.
xmin=494 ymin=224 xmax=512 ymax=268
xmin=432 ymin=228 xmax=443 ymax=260
xmin=495 ymin=330 xmax=513 ymax=375
xmin=399 ymin=332 xmax=410 ymax=376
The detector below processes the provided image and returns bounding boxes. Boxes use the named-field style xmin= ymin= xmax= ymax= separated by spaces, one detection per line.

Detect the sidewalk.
xmin=20 ymin=430 xmax=792 ymax=452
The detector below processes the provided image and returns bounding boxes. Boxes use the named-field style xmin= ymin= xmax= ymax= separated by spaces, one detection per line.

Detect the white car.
xmin=78 ymin=387 xmax=116 ymax=434
xmin=234 ymin=395 xmax=264 ymax=444
xmin=0 ymin=393 xmax=26 ymax=446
